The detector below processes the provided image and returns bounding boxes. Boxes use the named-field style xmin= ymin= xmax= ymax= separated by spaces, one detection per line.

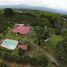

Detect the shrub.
xmin=29 ymin=56 xmax=48 ymax=67
xmin=0 ymin=61 xmax=8 ymax=67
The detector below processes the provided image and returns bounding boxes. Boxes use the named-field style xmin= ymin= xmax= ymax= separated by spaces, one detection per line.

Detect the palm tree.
xmin=34 ymin=26 xmax=49 ymax=47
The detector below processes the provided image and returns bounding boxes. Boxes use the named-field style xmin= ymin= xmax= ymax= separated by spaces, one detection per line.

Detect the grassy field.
xmin=5 ymin=31 xmax=23 ymax=40
xmin=46 ymin=35 xmax=64 ymax=55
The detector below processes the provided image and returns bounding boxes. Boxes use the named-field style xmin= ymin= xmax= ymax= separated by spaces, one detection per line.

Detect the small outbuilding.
xmin=18 ymin=44 xmax=28 ymax=51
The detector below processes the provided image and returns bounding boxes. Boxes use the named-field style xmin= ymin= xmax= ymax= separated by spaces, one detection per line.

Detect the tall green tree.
xmin=49 ymin=15 xmax=64 ymax=35
xmin=3 ymin=8 xmax=15 ymax=17
xmin=34 ymin=26 xmax=49 ymax=46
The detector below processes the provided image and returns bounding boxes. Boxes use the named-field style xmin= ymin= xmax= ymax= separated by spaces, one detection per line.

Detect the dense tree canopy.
xmin=30 ymin=56 xmax=48 ymax=67
xmin=0 ymin=20 xmax=8 ymax=34
xmin=62 ymin=30 xmax=67 ymax=40
xmin=37 ymin=18 xmax=50 ymax=27
xmin=55 ymin=41 xmax=67 ymax=63
xmin=3 ymin=8 xmax=15 ymax=17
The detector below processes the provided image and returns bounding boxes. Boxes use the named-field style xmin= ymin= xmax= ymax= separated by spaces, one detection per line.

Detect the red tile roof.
xmin=12 ymin=26 xmax=31 ymax=35
xmin=19 ymin=64 xmax=24 ymax=67
xmin=18 ymin=44 xmax=27 ymax=51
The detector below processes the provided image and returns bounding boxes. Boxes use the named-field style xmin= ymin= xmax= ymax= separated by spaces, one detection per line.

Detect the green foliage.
xmin=19 ymin=37 xmax=32 ymax=50
xmin=29 ymin=56 xmax=48 ymax=67
xmin=5 ymin=31 xmax=23 ymax=40
xmin=16 ymin=53 xmax=30 ymax=64
xmin=48 ymin=35 xmax=63 ymax=50
xmin=0 ymin=33 xmax=4 ymax=39
xmin=55 ymin=41 xmax=67 ymax=64
xmin=3 ymin=8 xmax=15 ymax=17
xmin=34 ymin=26 xmax=49 ymax=46
xmin=0 ymin=20 xmax=8 ymax=33
xmin=62 ymin=30 xmax=67 ymax=40
xmin=19 ymin=37 xmax=28 ymax=44
xmin=37 ymin=18 xmax=50 ymax=27
xmin=0 ymin=61 xmax=8 ymax=67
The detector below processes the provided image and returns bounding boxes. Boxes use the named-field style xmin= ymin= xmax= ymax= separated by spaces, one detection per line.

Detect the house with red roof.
xmin=18 ymin=44 xmax=28 ymax=51
xmin=11 ymin=25 xmax=31 ymax=35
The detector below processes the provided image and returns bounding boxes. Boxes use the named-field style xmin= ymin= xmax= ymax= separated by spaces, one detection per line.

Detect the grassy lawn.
xmin=5 ymin=31 xmax=23 ymax=40
xmin=46 ymin=35 xmax=64 ymax=54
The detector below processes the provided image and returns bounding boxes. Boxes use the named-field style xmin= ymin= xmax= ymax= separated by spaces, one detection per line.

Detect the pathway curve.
xmin=40 ymin=48 xmax=60 ymax=66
